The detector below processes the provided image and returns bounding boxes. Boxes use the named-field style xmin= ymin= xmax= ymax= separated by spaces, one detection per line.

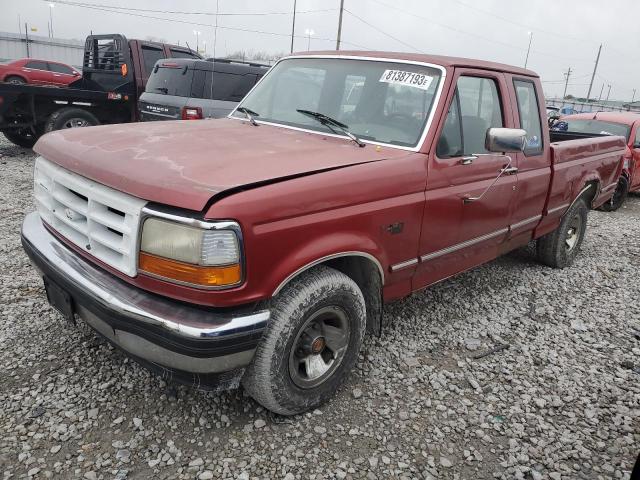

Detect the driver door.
xmin=413 ymin=70 xmax=517 ymax=289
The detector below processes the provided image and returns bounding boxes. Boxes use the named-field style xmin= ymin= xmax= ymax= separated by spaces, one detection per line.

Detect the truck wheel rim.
xmin=565 ymin=215 xmax=582 ymax=251
xmin=63 ymin=119 xmax=90 ymax=128
xmin=288 ymin=306 xmax=350 ymax=389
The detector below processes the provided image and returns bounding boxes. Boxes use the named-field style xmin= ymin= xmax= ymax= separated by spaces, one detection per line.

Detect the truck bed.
xmin=546 ymin=135 xmax=626 ymax=216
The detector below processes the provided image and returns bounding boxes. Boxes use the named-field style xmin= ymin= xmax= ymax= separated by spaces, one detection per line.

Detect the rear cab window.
xmin=169 ymin=48 xmax=200 ymax=59
xmin=513 ymin=79 xmax=543 ymax=155
xmin=141 ymin=46 xmax=165 ymax=75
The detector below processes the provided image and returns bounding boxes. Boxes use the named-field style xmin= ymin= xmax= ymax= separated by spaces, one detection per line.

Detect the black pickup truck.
xmin=0 ymin=34 xmax=200 ymax=148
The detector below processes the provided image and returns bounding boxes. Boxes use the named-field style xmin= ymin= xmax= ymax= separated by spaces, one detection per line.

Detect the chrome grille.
xmin=33 ymin=157 xmax=146 ymax=276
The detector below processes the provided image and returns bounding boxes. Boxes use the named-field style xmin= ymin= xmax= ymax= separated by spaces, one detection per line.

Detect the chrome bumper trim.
xmin=420 ymin=228 xmax=509 ymax=262
xmin=22 ymin=212 xmax=269 ymax=341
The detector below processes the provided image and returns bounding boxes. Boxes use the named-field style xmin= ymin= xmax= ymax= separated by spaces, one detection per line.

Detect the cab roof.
xmin=289 ymin=50 xmax=538 ymax=77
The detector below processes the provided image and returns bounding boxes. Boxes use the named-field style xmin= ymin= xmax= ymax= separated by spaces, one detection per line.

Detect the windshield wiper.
xmin=296 ymin=109 xmax=366 ymax=147
xmin=154 ymin=87 xmax=168 ymax=94
xmin=236 ymin=107 xmax=259 ymax=126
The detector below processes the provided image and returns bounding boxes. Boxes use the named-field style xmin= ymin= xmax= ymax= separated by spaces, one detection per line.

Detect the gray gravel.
xmin=1 ymin=133 xmax=639 ymax=479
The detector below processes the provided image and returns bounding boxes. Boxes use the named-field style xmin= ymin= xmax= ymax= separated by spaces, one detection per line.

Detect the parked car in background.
xmin=552 ymin=112 xmax=640 ymax=210
xmin=138 ymin=58 xmax=269 ymax=121
xmin=22 ymin=52 xmax=625 ymax=415
xmin=0 ymin=58 xmax=81 ymax=86
xmin=0 ymin=34 xmax=200 ymax=148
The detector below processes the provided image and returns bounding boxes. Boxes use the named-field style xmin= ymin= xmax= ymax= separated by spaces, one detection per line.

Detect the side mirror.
xmin=485 ymin=127 xmax=527 ymax=153
xmin=73 ymin=71 xmax=80 ymax=76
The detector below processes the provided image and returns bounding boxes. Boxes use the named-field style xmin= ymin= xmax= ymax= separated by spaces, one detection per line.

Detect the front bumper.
xmin=21 ymin=212 xmax=270 ymax=389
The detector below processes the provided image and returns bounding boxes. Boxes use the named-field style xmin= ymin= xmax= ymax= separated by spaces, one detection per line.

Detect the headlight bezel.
xmin=137 ymin=207 xmax=244 ymax=290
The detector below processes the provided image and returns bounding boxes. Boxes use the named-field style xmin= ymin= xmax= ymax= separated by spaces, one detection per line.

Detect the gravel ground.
xmin=1 ymin=133 xmax=639 ymax=480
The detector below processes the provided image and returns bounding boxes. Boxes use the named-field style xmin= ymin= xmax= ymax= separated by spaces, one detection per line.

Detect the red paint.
xmin=33 ymin=53 xmax=627 ymax=308
xmin=0 ymin=59 xmax=80 ymax=86
xmin=560 ymin=112 xmax=640 ymax=193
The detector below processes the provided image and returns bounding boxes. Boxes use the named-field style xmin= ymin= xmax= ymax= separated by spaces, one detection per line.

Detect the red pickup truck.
xmin=21 ymin=52 xmax=624 ymax=415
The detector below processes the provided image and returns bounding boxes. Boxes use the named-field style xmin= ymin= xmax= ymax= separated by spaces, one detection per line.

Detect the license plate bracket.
xmin=43 ymin=277 xmax=75 ymax=324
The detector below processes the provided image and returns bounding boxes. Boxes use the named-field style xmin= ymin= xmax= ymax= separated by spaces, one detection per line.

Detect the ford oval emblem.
xmin=64 ymin=208 xmax=76 ymax=221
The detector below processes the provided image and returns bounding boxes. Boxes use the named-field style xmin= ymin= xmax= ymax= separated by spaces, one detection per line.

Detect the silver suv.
xmin=138 ymin=58 xmax=269 ymax=121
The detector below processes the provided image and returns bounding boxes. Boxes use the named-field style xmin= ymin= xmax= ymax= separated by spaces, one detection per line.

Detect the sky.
xmin=1 ymin=0 xmax=639 ymax=101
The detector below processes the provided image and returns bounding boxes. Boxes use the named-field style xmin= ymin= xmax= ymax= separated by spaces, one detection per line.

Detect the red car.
xmin=0 ymin=58 xmax=81 ymax=86
xmin=555 ymin=112 xmax=640 ymax=210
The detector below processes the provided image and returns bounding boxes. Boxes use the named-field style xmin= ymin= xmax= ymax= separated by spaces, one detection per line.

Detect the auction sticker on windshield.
xmin=379 ymin=70 xmax=434 ymax=90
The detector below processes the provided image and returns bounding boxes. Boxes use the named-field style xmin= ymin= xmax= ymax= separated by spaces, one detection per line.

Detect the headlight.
xmin=138 ymin=217 xmax=242 ymax=288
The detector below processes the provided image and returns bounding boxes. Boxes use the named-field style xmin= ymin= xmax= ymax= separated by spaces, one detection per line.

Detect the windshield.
xmin=232 ymin=57 xmax=443 ymax=148
xmin=561 ymin=119 xmax=631 ymax=140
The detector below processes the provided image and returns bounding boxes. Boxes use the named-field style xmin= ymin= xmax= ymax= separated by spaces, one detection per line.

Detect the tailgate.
xmin=138 ymin=92 xmax=185 ymax=121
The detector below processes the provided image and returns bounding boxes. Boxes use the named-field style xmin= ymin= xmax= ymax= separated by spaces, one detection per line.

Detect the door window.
xmin=49 ymin=63 xmax=74 ymax=74
xmin=634 ymin=127 xmax=640 ymax=148
xmin=197 ymin=72 xmax=255 ymax=101
xmin=25 ymin=61 xmax=48 ymax=70
xmin=514 ymin=79 xmax=543 ymax=155
xmin=141 ymin=46 xmax=165 ymax=74
xmin=437 ymin=76 xmax=503 ymax=157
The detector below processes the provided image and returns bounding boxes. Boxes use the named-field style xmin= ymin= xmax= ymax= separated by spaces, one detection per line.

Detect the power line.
xmin=343 ymin=8 xmax=423 ymax=53
xmin=363 ymin=0 xmax=591 ymax=63
xmin=449 ymin=0 xmax=599 ymax=46
xmin=47 ymin=0 xmax=337 ymax=16
xmin=44 ymin=0 xmax=370 ymax=50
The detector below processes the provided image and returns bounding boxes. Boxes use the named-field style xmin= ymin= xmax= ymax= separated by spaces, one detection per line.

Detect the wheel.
xmin=536 ymin=199 xmax=588 ymax=268
xmin=44 ymin=108 xmax=99 ymax=133
xmin=242 ymin=265 xmax=366 ymax=415
xmin=1 ymin=128 xmax=39 ymax=148
xmin=5 ymin=76 xmax=26 ymax=85
xmin=599 ymin=176 xmax=629 ymax=212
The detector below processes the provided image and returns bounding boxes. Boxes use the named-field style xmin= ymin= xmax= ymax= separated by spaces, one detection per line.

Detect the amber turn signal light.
xmin=139 ymin=252 xmax=241 ymax=287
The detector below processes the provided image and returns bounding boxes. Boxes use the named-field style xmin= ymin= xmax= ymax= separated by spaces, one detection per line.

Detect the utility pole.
xmin=605 ymin=84 xmax=611 ymax=102
xmin=586 ymin=44 xmax=602 ymax=103
xmin=49 ymin=3 xmax=54 ymax=38
xmin=524 ymin=32 xmax=533 ymax=68
xmin=336 ymin=0 xmax=345 ymax=50
xmin=290 ymin=0 xmax=297 ymax=54
xmin=24 ymin=23 xmax=30 ymax=57
xmin=562 ymin=67 xmax=572 ymax=99
xmin=632 ymin=89 xmax=636 ymax=104
xmin=597 ymin=83 xmax=605 ymax=102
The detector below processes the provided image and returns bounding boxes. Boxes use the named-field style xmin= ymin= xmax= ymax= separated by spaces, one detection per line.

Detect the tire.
xmin=242 ymin=265 xmax=366 ymax=415
xmin=5 ymin=76 xmax=26 ymax=85
xmin=536 ymin=199 xmax=588 ymax=268
xmin=44 ymin=108 xmax=99 ymax=133
xmin=1 ymin=128 xmax=39 ymax=148
xmin=599 ymin=176 xmax=629 ymax=212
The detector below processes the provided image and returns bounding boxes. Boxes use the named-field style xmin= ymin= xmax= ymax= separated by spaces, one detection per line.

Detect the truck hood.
xmin=34 ymin=118 xmax=408 ymax=211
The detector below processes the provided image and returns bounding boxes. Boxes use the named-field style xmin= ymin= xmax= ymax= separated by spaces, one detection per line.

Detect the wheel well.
xmin=276 ymin=255 xmax=384 ymax=336
xmin=322 ymin=256 xmax=383 ymax=336
xmin=5 ymin=75 xmax=26 ymax=82
xmin=580 ymin=180 xmax=599 ymax=208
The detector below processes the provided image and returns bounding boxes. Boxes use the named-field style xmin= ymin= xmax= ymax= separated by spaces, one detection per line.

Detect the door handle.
xmin=461 ymin=155 xmax=477 ymax=165
xmin=502 ymin=166 xmax=518 ymax=175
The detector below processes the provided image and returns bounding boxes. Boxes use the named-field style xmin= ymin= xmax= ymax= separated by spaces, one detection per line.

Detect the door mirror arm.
xmin=463 ymin=154 xmax=515 ymax=204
